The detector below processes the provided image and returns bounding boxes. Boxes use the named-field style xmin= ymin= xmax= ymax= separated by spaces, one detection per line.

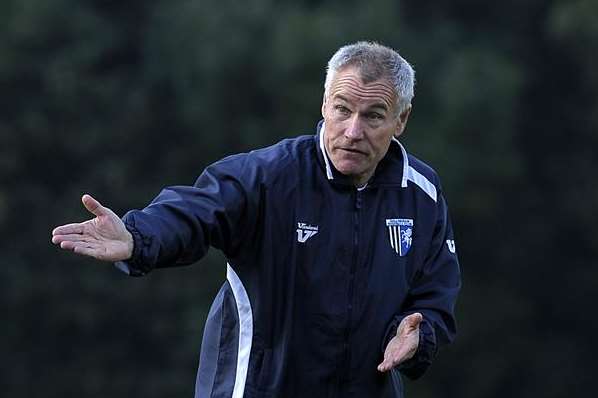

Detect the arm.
xmin=378 ymin=192 xmax=461 ymax=378
xmin=53 ymin=154 xmax=261 ymax=275
xmin=117 ymin=156 xmax=260 ymax=275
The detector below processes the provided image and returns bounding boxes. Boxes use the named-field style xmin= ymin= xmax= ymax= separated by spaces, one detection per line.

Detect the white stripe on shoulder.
xmin=226 ymin=263 xmax=253 ymax=398
xmin=393 ymin=138 xmax=437 ymax=202
xmin=319 ymin=123 xmax=334 ymax=180
xmin=406 ymin=166 xmax=437 ymax=202
xmin=393 ymin=138 xmax=410 ymax=188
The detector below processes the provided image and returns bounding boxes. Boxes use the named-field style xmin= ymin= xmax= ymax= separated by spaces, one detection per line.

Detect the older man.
xmin=52 ymin=41 xmax=461 ymax=397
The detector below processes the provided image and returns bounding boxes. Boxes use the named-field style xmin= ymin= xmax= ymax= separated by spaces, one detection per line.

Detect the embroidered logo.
xmin=446 ymin=240 xmax=456 ymax=254
xmin=386 ymin=218 xmax=413 ymax=256
xmin=297 ymin=222 xmax=319 ymax=243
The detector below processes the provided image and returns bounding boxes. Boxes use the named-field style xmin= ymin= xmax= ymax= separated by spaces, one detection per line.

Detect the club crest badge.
xmin=386 ymin=218 xmax=413 ymax=256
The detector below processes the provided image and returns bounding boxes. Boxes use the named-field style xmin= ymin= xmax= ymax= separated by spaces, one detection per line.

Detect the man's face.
xmin=321 ymin=66 xmax=410 ymax=186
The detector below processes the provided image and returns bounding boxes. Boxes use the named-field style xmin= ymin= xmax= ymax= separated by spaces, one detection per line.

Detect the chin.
xmin=335 ymin=162 xmax=364 ymax=177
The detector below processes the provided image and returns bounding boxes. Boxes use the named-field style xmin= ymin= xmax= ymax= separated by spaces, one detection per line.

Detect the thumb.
xmin=82 ymin=194 xmax=106 ymax=217
xmin=403 ymin=312 xmax=423 ymax=332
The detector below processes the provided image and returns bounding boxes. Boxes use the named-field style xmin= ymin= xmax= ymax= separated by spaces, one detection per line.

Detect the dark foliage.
xmin=2 ymin=0 xmax=596 ymax=396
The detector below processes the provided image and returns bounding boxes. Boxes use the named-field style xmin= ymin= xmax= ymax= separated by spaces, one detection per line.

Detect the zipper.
xmin=340 ymin=188 xmax=362 ymax=392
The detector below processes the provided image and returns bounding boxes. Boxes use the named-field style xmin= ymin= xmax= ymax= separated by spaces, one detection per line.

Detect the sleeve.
xmin=381 ymin=191 xmax=462 ymax=379
xmin=114 ymin=154 xmax=262 ymax=276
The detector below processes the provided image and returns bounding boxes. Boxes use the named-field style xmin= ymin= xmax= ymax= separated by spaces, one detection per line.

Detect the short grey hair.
xmin=324 ymin=41 xmax=415 ymax=114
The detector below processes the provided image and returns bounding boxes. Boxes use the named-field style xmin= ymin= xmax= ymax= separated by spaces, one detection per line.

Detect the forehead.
xmin=328 ymin=67 xmax=396 ymax=110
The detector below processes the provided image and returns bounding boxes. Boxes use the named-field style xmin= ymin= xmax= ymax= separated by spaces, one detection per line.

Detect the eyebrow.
xmin=333 ymin=94 xmax=389 ymax=112
xmin=369 ymin=103 xmax=389 ymax=112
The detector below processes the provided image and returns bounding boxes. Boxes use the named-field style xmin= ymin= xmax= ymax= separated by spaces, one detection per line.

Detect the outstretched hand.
xmin=51 ymin=194 xmax=133 ymax=262
xmin=377 ymin=312 xmax=422 ymax=372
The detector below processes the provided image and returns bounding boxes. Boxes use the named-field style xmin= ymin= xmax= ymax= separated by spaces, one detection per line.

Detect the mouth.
xmin=339 ymin=147 xmax=367 ymax=156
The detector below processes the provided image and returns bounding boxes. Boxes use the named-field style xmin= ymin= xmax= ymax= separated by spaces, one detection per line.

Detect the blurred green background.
xmin=2 ymin=0 xmax=597 ymax=396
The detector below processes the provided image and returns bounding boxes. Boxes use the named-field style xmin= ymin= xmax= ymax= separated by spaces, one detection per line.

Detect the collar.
xmin=314 ymin=120 xmax=408 ymax=188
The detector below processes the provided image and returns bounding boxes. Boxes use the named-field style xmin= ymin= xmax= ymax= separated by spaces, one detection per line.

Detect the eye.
xmin=367 ymin=112 xmax=385 ymax=120
xmin=334 ymin=105 xmax=351 ymax=115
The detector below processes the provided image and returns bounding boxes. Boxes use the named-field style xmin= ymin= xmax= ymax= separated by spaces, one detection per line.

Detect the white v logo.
xmin=297 ymin=229 xmax=318 ymax=243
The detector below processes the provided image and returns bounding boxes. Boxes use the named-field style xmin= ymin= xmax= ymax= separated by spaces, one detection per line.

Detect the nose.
xmin=344 ymin=114 xmax=364 ymax=141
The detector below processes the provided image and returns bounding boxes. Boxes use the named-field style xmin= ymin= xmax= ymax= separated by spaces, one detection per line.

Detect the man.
xmin=52 ymin=41 xmax=461 ymax=397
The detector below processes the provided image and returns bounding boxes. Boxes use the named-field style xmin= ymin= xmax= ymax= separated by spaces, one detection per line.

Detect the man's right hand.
xmin=51 ymin=194 xmax=134 ymax=262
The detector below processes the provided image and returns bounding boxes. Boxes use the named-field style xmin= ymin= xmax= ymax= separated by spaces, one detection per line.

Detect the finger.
xmin=377 ymin=359 xmax=391 ymax=372
xmin=378 ymin=347 xmax=411 ymax=372
xmin=82 ymin=194 xmax=106 ymax=217
xmin=377 ymin=346 xmax=400 ymax=372
xmin=378 ymin=355 xmax=401 ymax=372
xmin=59 ymin=240 xmax=98 ymax=250
xmin=52 ymin=223 xmax=85 ymax=236
xmin=52 ymin=234 xmax=93 ymax=245
xmin=59 ymin=240 xmax=86 ymax=251
xmin=404 ymin=312 xmax=423 ymax=331
xmin=377 ymin=355 xmax=389 ymax=372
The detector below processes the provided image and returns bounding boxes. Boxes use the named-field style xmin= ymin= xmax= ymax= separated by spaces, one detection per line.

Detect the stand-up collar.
xmin=313 ymin=120 xmax=408 ymax=188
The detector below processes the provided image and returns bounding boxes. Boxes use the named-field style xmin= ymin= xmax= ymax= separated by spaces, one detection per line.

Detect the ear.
xmin=394 ymin=105 xmax=412 ymax=139
xmin=321 ymin=93 xmax=327 ymax=119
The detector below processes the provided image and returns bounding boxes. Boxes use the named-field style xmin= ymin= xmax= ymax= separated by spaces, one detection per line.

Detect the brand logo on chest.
xmin=297 ymin=222 xmax=319 ymax=243
xmin=386 ymin=218 xmax=413 ymax=256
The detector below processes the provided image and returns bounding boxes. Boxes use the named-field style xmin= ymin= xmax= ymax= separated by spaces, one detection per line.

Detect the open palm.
xmin=377 ymin=312 xmax=422 ymax=372
xmin=52 ymin=194 xmax=133 ymax=262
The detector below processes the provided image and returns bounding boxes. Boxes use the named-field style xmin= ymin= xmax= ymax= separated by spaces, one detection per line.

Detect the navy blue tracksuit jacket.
xmin=116 ymin=123 xmax=461 ymax=397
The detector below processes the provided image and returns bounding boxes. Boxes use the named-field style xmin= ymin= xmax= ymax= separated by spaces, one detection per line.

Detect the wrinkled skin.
xmin=321 ymin=66 xmax=411 ymax=187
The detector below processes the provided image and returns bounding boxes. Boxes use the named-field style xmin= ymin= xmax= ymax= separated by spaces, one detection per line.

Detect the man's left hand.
xmin=377 ymin=312 xmax=422 ymax=372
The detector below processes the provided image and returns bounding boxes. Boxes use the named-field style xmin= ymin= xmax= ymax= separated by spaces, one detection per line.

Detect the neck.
xmin=352 ymin=169 xmax=375 ymax=188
